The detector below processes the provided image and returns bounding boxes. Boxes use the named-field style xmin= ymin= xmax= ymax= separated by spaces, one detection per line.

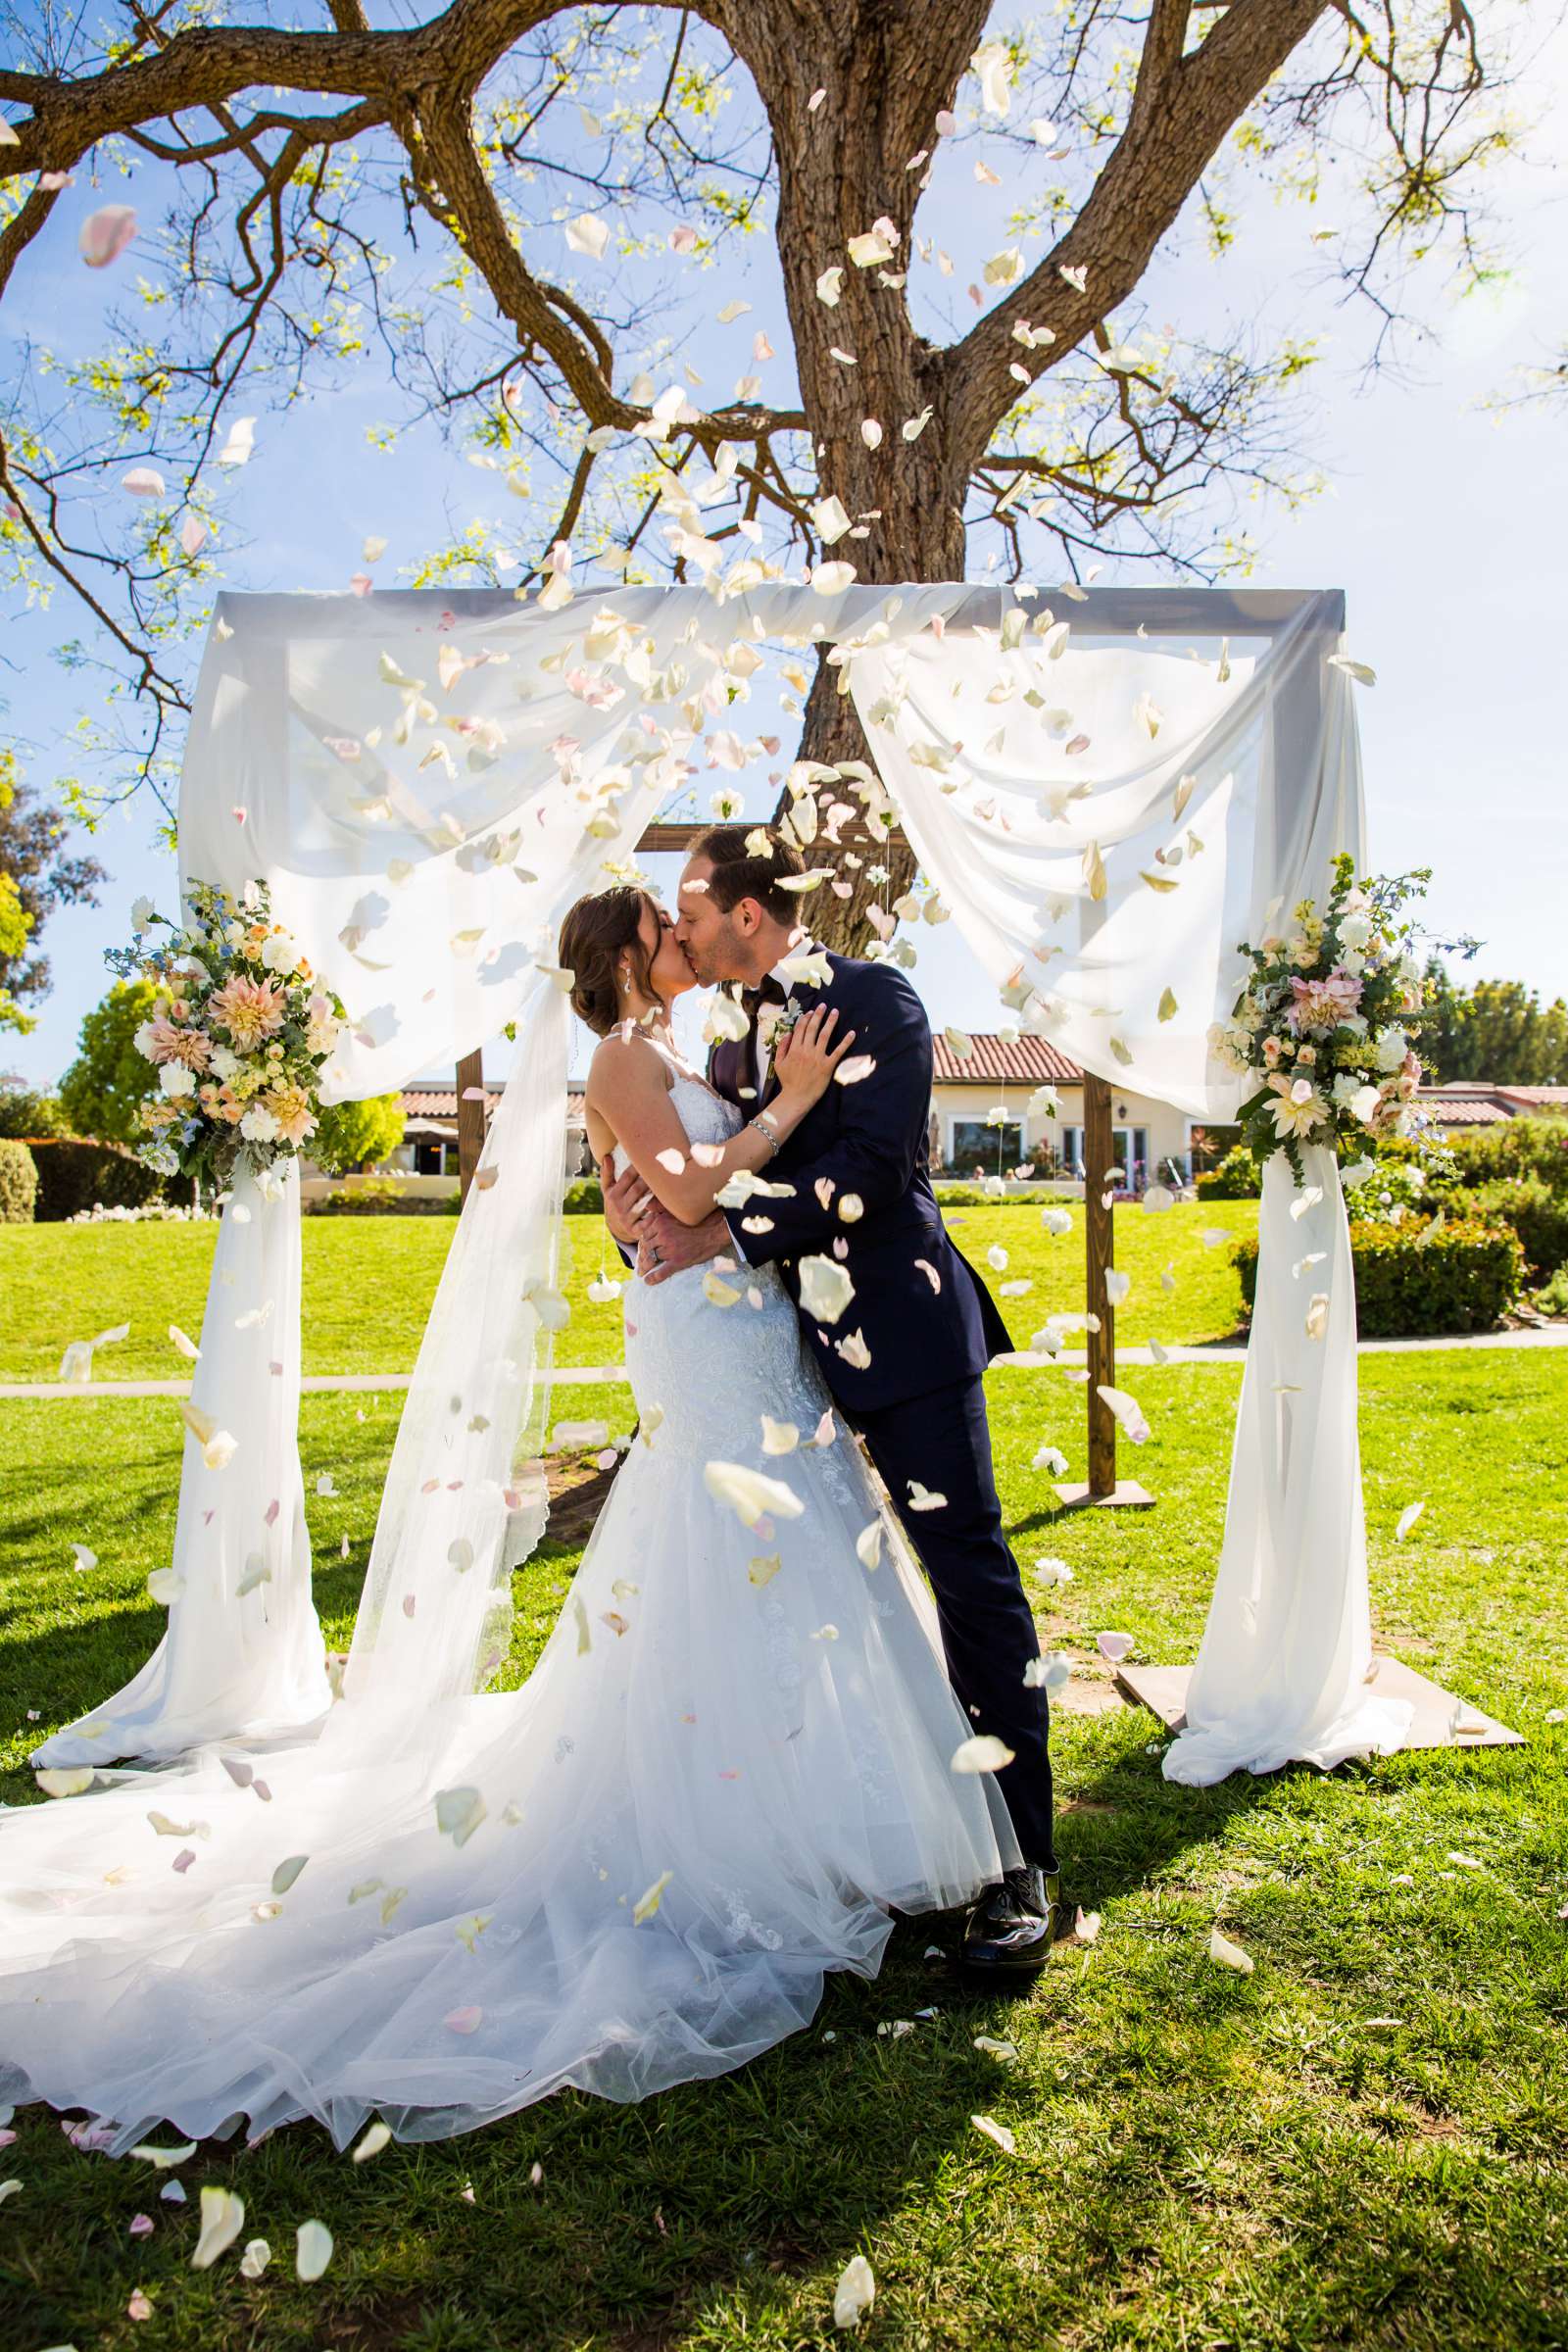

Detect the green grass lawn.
xmin=3 ymin=1344 xmax=1566 ymax=2349
xmin=0 ymin=1199 xmax=1258 ymax=1383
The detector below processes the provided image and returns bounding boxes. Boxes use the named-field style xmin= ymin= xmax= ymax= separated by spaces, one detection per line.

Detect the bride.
xmin=0 ymin=886 xmax=1015 ymax=2155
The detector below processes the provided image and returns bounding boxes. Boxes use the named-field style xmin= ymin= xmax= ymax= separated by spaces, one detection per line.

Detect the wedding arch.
xmin=34 ymin=578 xmax=1411 ymax=1787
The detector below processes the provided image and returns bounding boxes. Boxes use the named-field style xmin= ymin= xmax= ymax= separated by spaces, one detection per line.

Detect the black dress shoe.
xmin=959 ymin=1865 xmax=1060 ymax=1977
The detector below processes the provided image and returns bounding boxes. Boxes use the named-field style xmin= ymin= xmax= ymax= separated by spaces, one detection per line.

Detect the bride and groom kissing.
xmin=0 ymin=823 xmax=1064 ymax=2159
xmin=569 ymin=820 xmax=1061 ymax=1979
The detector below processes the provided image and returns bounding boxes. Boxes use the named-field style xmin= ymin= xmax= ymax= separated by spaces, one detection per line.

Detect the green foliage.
xmin=26 ymin=1138 xmax=169 ymax=1223
xmin=1422 ymin=960 xmax=1568 ymax=1085
xmin=0 ymin=869 xmax=33 ymax=1032
xmin=308 ymin=1177 xmax=456 ymax=1217
xmin=1462 ymin=1177 xmax=1568 ymax=1279
xmin=58 ymin=977 xmax=160 ymax=1147
xmin=0 ymin=757 xmax=106 ymax=1021
xmin=1435 ymin=1117 xmax=1568 ymax=1194
xmin=0 ymin=1083 xmax=71 ymax=1139
xmin=0 ymin=1137 xmax=37 ymax=1221
xmin=1194 ymin=1144 xmax=1261 ymax=1200
xmin=1234 ymin=1216 xmax=1523 ymax=1337
xmin=1533 ymin=1261 xmax=1568 ymax=1317
xmin=311 ymin=1094 xmax=406 ymax=1177
xmin=564 ymin=1175 xmax=604 ymax=1214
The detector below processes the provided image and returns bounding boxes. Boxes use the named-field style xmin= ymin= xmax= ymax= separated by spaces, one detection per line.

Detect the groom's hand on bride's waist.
xmin=602 ymin=1153 xmax=654 ymax=1251
xmin=637 ymin=1203 xmax=731 ymax=1286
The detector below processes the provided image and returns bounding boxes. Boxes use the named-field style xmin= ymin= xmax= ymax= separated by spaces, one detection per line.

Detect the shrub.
xmin=1438 ymin=1117 xmax=1568 ymax=1194
xmin=1195 ymin=1145 xmax=1260 ymax=1200
xmin=0 ymin=1086 xmax=70 ymax=1139
xmin=1233 ymin=1215 xmax=1522 ymax=1338
xmin=28 ymin=1138 xmax=169 ymax=1223
xmin=1459 ymin=1176 xmax=1568 ymax=1278
xmin=1342 ymin=1157 xmax=1432 ymax=1224
xmin=309 ymin=1177 xmax=457 ymax=1216
xmin=564 ymin=1176 xmax=604 ymax=1214
xmin=1534 ymin=1262 xmax=1568 ymax=1318
xmin=0 ymin=1137 xmax=37 ymax=1221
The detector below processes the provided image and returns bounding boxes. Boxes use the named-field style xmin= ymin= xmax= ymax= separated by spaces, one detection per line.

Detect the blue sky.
xmin=5 ymin=11 xmax=1565 ymax=1092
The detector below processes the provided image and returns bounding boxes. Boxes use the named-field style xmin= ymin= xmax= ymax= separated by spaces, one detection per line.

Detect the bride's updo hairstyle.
xmin=559 ymin=886 xmax=662 ymax=1037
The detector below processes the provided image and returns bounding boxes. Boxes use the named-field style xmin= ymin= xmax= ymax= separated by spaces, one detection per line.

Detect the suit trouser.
xmin=850 ymin=1376 xmax=1058 ymax=1875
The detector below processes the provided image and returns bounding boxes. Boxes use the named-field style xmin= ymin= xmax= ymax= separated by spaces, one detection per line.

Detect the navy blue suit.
xmin=712 ymin=953 xmax=1057 ymax=1872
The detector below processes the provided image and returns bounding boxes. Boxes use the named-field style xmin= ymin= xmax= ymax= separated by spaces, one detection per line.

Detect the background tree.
xmin=0 ymin=755 xmax=105 ymax=1022
xmin=0 ymin=0 xmax=1525 ymax=947
xmin=58 ymin=976 xmax=157 ymax=1144
xmin=0 ymin=1076 xmax=72 ymax=1136
xmin=1421 ymin=960 xmax=1568 ymax=1086
xmin=312 ymin=1095 xmax=408 ymax=1177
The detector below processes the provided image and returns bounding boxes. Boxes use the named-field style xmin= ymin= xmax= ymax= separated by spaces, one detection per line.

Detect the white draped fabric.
xmin=1161 ymin=1148 xmax=1410 ymax=1783
xmin=33 ymin=1159 xmax=330 ymax=1766
xmin=30 ymin=579 xmax=1404 ymax=1789
xmin=840 ymin=584 xmax=1410 ymax=1781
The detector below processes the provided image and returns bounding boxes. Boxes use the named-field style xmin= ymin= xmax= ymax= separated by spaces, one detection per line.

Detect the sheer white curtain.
xmin=844 ymin=585 xmax=1410 ymax=1782
xmin=37 ymin=589 xmax=706 ymax=1766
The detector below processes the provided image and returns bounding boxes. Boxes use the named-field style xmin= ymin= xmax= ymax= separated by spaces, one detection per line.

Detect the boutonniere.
xmin=757 ymin=998 xmax=804 ymax=1052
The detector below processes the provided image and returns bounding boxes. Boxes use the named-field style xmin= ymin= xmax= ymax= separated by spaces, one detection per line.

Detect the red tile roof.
xmin=399 ymin=1086 xmax=583 ymax=1119
xmin=929 ymin=1032 xmax=1083 ymax=1085
xmin=1496 ymin=1086 xmax=1568 ymax=1109
xmin=1414 ymin=1090 xmax=1512 ymax=1127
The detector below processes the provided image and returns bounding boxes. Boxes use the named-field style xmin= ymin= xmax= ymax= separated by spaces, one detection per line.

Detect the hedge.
xmin=1455 ymin=1177 xmax=1568 ymax=1279
xmin=1233 ymin=1215 xmax=1522 ymax=1338
xmin=309 ymin=1178 xmax=458 ymax=1217
xmin=0 ymin=1137 xmax=38 ymax=1222
xmin=1195 ymin=1144 xmax=1261 ymax=1200
xmin=1439 ymin=1117 xmax=1568 ymax=1193
xmin=27 ymin=1139 xmax=170 ymax=1223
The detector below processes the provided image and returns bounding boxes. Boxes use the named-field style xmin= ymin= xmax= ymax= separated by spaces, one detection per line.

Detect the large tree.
xmin=0 ymin=756 xmax=106 ymax=1023
xmin=0 ymin=0 xmax=1520 ymax=945
xmin=1422 ymin=961 xmax=1568 ymax=1087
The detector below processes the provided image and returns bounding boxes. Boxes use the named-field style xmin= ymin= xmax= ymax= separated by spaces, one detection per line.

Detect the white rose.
xmin=159 ymin=1060 xmax=195 ymax=1099
xmin=240 ymin=1103 xmax=280 ymax=1144
xmin=1340 ymin=948 xmax=1366 ymax=977
xmin=130 ymin=895 xmax=157 ymax=932
xmin=260 ymin=930 xmax=299 ymax=976
xmin=133 ymin=1021 xmax=159 ymax=1060
xmin=1374 ymin=1024 xmax=1407 ymax=1073
xmin=1338 ymin=911 xmax=1372 ymax=952
xmin=225 ymin=919 xmax=248 ymax=947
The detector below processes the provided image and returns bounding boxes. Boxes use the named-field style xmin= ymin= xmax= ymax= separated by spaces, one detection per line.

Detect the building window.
xmin=951 ymin=1116 xmax=1022 ymax=1171
xmin=1060 ymin=1126 xmax=1150 ymax=1188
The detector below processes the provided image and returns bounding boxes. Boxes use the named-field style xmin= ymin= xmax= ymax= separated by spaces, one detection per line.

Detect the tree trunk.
xmin=743 ymin=0 xmax=984 ymax=955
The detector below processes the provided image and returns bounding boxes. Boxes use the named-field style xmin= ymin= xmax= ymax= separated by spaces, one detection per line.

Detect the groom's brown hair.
xmin=690 ymin=824 xmax=805 ymax=923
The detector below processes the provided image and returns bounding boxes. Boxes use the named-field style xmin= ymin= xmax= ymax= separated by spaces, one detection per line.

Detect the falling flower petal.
xmin=970 ymin=2113 xmax=1016 ymax=2153
xmin=952 ymin=1734 xmax=1014 ymax=1775
xmin=1395 ymin=1500 xmax=1425 ymax=1542
xmin=296 ymin=2220 xmax=333 ymax=2281
xmin=833 ymin=2252 xmax=875 ymax=2329
xmin=633 ymin=1869 xmax=673 ymax=1923
xmin=1208 ymin=1927 xmax=1254 ymax=1976
xmin=191 ymin=2185 xmax=246 ymax=2270
xmin=704 ymin=1460 xmax=805 ymax=1530
xmin=80 ymin=205 xmax=137 ymax=267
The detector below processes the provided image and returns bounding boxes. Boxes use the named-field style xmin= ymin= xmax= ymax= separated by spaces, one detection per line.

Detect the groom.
xmin=609 ymin=823 xmax=1060 ymax=1975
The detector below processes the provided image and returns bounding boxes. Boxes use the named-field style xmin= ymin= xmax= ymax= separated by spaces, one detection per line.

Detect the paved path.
xmin=2 ymin=1324 xmax=1562 ymax=1400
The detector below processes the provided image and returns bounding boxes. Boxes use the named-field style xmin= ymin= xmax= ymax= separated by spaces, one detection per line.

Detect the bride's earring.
xmin=618 ymin=965 xmax=631 ymax=995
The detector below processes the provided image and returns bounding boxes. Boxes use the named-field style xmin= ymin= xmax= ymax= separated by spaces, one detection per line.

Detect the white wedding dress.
xmin=0 ymin=1069 xmax=1012 ymax=2153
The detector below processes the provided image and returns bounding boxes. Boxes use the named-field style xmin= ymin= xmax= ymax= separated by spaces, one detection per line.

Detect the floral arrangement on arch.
xmin=1208 ymin=855 xmax=1428 ymax=1185
xmin=111 ymin=879 xmax=345 ymax=1188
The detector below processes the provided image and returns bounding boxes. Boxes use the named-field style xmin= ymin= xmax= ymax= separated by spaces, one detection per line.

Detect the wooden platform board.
xmin=1053 ymin=1479 xmax=1155 ymax=1511
xmin=1115 ymin=1656 xmax=1522 ymax=1752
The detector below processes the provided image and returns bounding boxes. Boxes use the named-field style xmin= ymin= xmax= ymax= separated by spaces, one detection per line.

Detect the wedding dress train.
xmin=0 ymin=1070 xmax=1012 ymax=2152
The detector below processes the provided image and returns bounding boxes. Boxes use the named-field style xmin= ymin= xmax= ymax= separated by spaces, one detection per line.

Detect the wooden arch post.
xmin=1053 ymin=1069 xmax=1153 ymax=1512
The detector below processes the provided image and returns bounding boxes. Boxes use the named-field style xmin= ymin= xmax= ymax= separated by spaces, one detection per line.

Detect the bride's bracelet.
xmin=751 ymin=1109 xmax=783 ymax=1158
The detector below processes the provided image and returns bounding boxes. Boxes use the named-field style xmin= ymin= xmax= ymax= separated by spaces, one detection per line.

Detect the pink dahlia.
xmin=144 ymin=1014 xmax=211 ymax=1072
xmin=1287 ymin=968 xmax=1362 ymax=1035
xmin=208 ymin=970 xmax=287 ymax=1050
xmin=266 ymin=1083 xmax=317 ymax=1146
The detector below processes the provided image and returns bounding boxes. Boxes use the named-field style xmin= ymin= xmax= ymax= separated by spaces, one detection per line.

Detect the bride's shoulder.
xmin=586 ymin=1022 xmax=671 ymax=1100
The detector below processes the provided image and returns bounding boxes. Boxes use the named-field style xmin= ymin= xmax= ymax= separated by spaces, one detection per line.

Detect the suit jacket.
xmin=710 ymin=953 xmax=1012 ymax=1415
